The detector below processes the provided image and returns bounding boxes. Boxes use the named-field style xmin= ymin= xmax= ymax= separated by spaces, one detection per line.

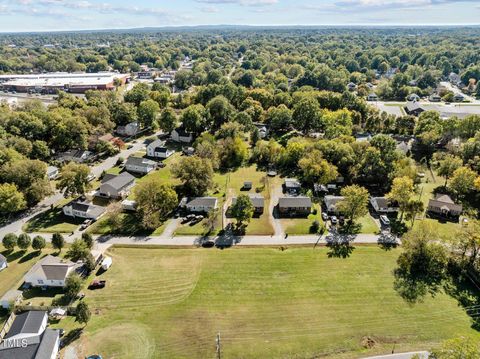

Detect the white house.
xmin=367 ymin=93 xmax=378 ymax=101
xmin=46 ymin=166 xmax=59 ymax=180
xmin=180 ymin=197 xmax=218 ymax=213
xmin=453 ymin=93 xmax=465 ymax=102
xmin=146 ymin=139 xmax=175 ymax=159
xmin=0 ymin=254 xmax=7 ymax=272
xmin=63 ymin=199 xmax=106 ymax=220
xmin=116 ymin=122 xmax=140 ymax=137
xmin=0 ymin=311 xmax=60 ymax=359
xmin=125 ymin=156 xmax=157 ymax=174
xmin=171 ymin=127 xmax=193 ymax=143
xmin=24 ymin=255 xmax=78 ymax=288
xmin=370 ymin=197 xmax=399 ymax=214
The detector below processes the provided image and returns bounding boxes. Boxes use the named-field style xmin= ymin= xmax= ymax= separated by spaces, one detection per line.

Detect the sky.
xmin=0 ymin=0 xmax=479 ymax=32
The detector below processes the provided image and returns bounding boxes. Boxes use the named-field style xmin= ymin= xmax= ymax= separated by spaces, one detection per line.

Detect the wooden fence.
xmin=0 ymin=312 xmax=16 ymax=341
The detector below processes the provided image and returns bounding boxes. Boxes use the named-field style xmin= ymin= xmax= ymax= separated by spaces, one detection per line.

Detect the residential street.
xmin=0 ymin=137 xmax=152 ymax=239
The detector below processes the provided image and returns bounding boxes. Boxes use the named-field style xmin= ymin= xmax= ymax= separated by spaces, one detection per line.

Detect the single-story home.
xmin=180 ymin=197 xmax=218 ymax=213
xmin=284 ymin=178 xmax=301 ymax=195
xmin=125 ymin=156 xmax=157 ymax=174
xmin=0 ymin=311 xmax=59 ymax=359
xmin=253 ymin=123 xmax=269 ymax=139
xmin=183 ymin=146 xmax=195 ymax=156
xmin=24 ymin=255 xmax=78 ymax=288
xmin=429 ymin=94 xmax=442 ymax=102
xmin=63 ymin=199 xmax=106 ymax=220
xmin=406 ymin=93 xmax=420 ymax=102
xmin=243 ymin=181 xmax=253 ymax=190
xmin=367 ymin=93 xmax=378 ymax=101
xmin=46 ymin=166 xmax=59 ymax=180
xmin=0 ymin=289 xmax=23 ymax=309
xmin=0 ymin=254 xmax=7 ymax=272
xmin=116 ymin=121 xmax=139 ymax=137
xmin=171 ymin=127 xmax=193 ymax=143
xmin=453 ymin=93 xmax=465 ymax=102
xmin=278 ymin=196 xmax=312 ymax=216
xmin=98 ymin=172 xmax=135 ymax=199
xmin=404 ymin=102 xmax=425 ymax=117
xmin=427 ymin=194 xmax=463 ymax=218
xmin=56 ymin=150 xmax=93 ymax=164
xmin=232 ymin=194 xmax=265 ymax=215
xmin=370 ymin=197 xmax=399 ymax=214
xmin=324 ymin=195 xmax=345 ymax=214
xmin=146 ymin=139 xmax=175 ymax=159
xmin=347 ymin=82 xmax=357 ymax=91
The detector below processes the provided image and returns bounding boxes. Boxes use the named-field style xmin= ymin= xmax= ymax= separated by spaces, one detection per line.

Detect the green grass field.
xmin=281 ymin=203 xmax=324 ymax=235
xmin=23 ymin=199 xmax=83 ymax=233
xmin=69 ymin=246 xmax=480 ymax=359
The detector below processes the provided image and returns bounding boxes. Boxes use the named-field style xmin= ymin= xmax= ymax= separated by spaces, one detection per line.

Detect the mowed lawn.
xmin=74 ymin=246 xmax=479 ymax=359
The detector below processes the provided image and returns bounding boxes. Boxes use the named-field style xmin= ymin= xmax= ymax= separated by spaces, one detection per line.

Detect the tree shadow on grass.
xmin=325 ymin=231 xmax=356 ymax=258
xmin=3 ymin=249 xmax=25 ymax=262
xmin=18 ymin=251 xmax=41 ymax=264
xmin=444 ymin=264 xmax=480 ymax=330
xmin=338 ymin=222 xmax=361 ymax=235
xmin=61 ymin=328 xmax=83 ymax=348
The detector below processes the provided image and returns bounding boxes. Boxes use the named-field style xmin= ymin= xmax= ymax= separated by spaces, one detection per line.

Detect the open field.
xmin=67 ymin=246 xmax=480 ymax=359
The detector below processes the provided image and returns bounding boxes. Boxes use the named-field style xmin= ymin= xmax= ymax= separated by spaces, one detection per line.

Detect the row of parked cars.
xmin=181 ymin=214 xmax=204 ymax=225
xmin=321 ymin=212 xmax=391 ymax=227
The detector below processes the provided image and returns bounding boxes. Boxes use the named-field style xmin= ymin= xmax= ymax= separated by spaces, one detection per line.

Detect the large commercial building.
xmin=0 ymin=72 xmax=130 ymax=94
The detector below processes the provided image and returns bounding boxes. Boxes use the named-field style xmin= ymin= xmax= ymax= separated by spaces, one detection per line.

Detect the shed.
xmin=101 ymin=256 xmax=113 ymax=270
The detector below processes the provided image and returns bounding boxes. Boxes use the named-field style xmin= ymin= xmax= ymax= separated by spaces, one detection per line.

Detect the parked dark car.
xmin=88 ymin=280 xmax=106 ymax=290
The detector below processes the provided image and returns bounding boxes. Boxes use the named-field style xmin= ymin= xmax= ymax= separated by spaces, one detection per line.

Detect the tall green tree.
xmin=57 ymin=163 xmax=91 ymax=197
xmin=0 ymin=183 xmax=27 ymax=215
xmin=231 ymin=194 xmax=254 ymax=227
xmin=172 ymin=156 xmax=215 ymax=196
xmin=52 ymin=232 xmax=65 ymax=252
xmin=337 ymin=185 xmax=369 ymax=223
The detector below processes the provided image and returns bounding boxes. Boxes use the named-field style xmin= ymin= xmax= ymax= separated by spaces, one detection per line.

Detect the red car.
xmin=88 ymin=280 xmax=106 ymax=290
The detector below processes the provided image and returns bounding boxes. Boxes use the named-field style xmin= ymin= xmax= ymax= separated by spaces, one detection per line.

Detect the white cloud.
xmin=195 ymin=0 xmax=278 ymax=6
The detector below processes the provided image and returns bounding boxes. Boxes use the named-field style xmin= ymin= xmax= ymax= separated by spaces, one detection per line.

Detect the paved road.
xmin=24 ymin=231 xmax=398 ymax=250
xmin=361 ymin=351 xmax=429 ymax=359
xmin=0 ymin=137 xmax=152 ymax=239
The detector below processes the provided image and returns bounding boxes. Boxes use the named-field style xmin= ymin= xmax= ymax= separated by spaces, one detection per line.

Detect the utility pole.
xmin=216 ymin=332 xmax=221 ymax=359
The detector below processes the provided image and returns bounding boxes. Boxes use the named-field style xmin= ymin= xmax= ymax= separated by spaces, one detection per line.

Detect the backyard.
xmin=61 ymin=246 xmax=480 ymax=359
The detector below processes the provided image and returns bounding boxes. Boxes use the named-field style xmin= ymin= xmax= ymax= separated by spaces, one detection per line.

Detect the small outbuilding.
xmin=101 ymin=256 xmax=113 ymax=270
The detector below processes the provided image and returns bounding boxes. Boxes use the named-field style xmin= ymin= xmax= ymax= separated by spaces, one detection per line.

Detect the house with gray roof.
xmin=24 ymin=255 xmax=78 ymax=288
xmin=63 ymin=199 xmax=106 ymax=220
xmin=370 ymin=197 xmax=399 ymax=214
xmin=146 ymin=139 xmax=175 ymax=159
xmin=125 ymin=156 xmax=156 ymax=174
xmin=284 ymin=178 xmax=301 ymax=195
xmin=278 ymin=196 xmax=312 ymax=216
xmin=428 ymin=194 xmax=462 ymax=219
xmin=0 ymin=254 xmax=7 ymax=272
xmin=180 ymin=197 xmax=218 ymax=213
xmin=324 ymin=195 xmax=345 ymax=214
xmin=98 ymin=172 xmax=135 ymax=199
xmin=171 ymin=127 xmax=193 ymax=143
xmin=0 ymin=311 xmax=59 ymax=359
xmin=46 ymin=166 xmax=59 ymax=180
xmin=232 ymin=194 xmax=265 ymax=215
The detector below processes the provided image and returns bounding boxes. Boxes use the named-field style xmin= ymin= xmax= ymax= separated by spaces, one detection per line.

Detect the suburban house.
xmin=0 ymin=254 xmax=7 ymax=272
xmin=284 ymin=178 xmax=301 ymax=195
xmin=278 ymin=196 xmax=312 ymax=216
xmin=427 ymin=194 xmax=463 ymax=219
xmin=46 ymin=166 xmax=59 ymax=180
xmin=406 ymin=93 xmax=420 ymax=102
xmin=370 ymin=197 xmax=399 ymax=214
xmin=324 ymin=195 xmax=345 ymax=214
xmin=404 ymin=102 xmax=425 ymax=116
xmin=449 ymin=72 xmax=462 ymax=85
xmin=24 ymin=255 xmax=78 ymax=288
xmin=243 ymin=181 xmax=253 ymax=190
xmin=116 ymin=121 xmax=139 ymax=137
xmin=98 ymin=172 xmax=135 ymax=199
xmin=182 ymin=146 xmax=195 ymax=156
xmin=125 ymin=156 xmax=157 ymax=174
xmin=367 ymin=93 xmax=378 ymax=101
xmin=146 ymin=139 xmax=175 ymax=159
xmin=0 ymin=289 xmax=22 ymax=309
xmin=171 ymin=127 xmax=193 ymax=143
xmin=453 ymin=93 xmax=465 ymax=102
xmin=56 ymin=150 xmax=93 ymax=164
xmin=0 ymin=311 xmax=59 ymax=359
xmin=347 ymin=82 xmax=357 ymax=91
xmin=232 ymin=194 xmax=265 ymax=215
xmin=253 ymin=123 xmax=269 ymax=139
xmin=429 ymin=93 xmax=442 ymax=102
xmin=180 ymin=197 xmax=218 ymax=213
xmin=63 ymin=199 xmax=106 ymax=220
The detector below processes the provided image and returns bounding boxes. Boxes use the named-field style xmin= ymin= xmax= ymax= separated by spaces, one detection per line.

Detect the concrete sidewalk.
xmin=361 ymin=351 xmax=429 ymax=359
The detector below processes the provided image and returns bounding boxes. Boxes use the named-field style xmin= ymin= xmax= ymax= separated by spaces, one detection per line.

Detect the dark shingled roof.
xmin=232 ymin=194 xmax=265 ymax=208
xmin=102 ymin=172 xmax=135 ymax=190
xmin=0 ymin=327 xmax=59 ymax=359
xmin=279 ymin=196 xmax=312 ymax=208
xmin=4 ymin=311 xmax=46 ymax=339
